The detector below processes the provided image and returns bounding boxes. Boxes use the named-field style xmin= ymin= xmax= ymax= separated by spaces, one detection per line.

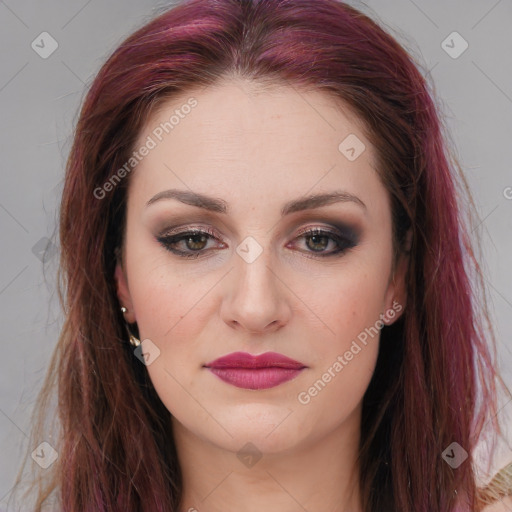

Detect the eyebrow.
xmin=145 ymin=188 xmax=366 ymax=215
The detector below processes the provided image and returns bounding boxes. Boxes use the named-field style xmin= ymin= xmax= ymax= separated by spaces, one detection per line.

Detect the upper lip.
xmin=204 ymin=351 xmax=306 ymax=370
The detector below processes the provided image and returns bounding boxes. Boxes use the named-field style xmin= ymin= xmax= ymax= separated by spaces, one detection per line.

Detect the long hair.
xmin=11 ymin=0 xmax=509 ymax=510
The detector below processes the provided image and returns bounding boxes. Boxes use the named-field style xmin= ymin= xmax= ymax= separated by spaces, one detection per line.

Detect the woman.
xmin=11 ymin=0 xmax=511 ymax=510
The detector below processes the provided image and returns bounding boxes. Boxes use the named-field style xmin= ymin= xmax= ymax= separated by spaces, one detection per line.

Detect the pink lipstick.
xmin=204 ymin=351 xmax=306 ymax=390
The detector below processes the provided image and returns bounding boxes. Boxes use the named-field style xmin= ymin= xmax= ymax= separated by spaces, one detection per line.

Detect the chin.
xmin=205 ymin=403 xmax=313 ymax=453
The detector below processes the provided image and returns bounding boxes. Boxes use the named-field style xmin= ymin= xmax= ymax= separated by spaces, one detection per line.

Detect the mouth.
xmin=203 ymin=351 xmax=307 ymax=390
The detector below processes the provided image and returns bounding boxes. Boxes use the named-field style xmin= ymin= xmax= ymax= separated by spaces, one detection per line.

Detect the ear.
xmin=114 ymin=249 xmax=136 ymax=324
xmin=382 ymin=244 xmax=410 ymax=326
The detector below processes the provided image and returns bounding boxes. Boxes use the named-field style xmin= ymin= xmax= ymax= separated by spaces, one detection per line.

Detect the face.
xmin=115 ymin=78 xmax=407 ymax=455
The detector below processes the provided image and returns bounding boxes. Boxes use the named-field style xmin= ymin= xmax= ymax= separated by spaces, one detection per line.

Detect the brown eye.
xmin=156 ymin=228 xmax=224 ymax=258
xmin=183 ymin=233 xmax=208 ymax=251
xmin=156 ymin=225 xmax=358 ymax=259
xmin=305 ymin=233 xmax=330 ymax=252
xmin=291 ymin=227 xmax=358 ymax=257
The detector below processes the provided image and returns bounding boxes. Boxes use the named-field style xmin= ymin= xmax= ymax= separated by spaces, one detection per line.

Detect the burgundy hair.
xmin=12 ymin=0 xmax=507 ymax=510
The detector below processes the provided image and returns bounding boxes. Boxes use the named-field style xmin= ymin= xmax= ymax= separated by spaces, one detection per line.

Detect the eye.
xmin=156 ymin=227 xmax=225 ymax=259
xmin=156 ymin=224 xmax=358 ymax=259
xmin=289 ymin=227 xmax=358 ymax=257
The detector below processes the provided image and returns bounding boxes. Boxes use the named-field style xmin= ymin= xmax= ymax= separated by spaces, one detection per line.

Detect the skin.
xmin=483 ymin=497 xmax=512 ymax=512
xmin=115 ymin=77 xmax=409 ymax=512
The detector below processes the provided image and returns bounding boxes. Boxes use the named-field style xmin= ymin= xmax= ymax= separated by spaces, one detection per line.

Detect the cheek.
xmin=126 ymin=245 xmax=213 ymax=342
xmin=291 ymin=278 xmax=384 ymax=440
xmin=303 ymin=264 xmax=389 ymax=352
xmin=292 ymin=265 xmax=386 ymax=411
xmin=128 ymin=266 xmax=217 ymax=425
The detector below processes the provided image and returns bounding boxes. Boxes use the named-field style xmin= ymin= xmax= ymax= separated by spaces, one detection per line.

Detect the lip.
xmin=204 ymin=351 xmax=307 ymax=390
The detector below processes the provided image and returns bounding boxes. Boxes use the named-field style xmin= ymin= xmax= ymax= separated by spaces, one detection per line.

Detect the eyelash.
xmin=156 ymin=225 xmax=357 ymax=259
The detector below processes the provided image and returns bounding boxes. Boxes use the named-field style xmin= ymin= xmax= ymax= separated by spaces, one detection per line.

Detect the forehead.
xmin=137 ymin=77 xmax=372 ymax=160
xmin=128 ymin=77 xmax=386 ymax=218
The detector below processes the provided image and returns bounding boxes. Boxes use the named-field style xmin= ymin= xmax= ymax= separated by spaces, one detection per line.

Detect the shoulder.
xmin=481 ymin=496 xmax=512 ymax=511
xmin=477 ymin=461 xmax=512 ymax=511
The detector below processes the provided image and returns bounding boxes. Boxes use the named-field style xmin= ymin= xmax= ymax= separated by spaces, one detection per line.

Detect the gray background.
xmin=0 ymin=0 xmax=511 ymax=508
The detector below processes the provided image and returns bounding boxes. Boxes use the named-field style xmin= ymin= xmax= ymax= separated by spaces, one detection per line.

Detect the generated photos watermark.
xmin=297 ymin=300 xmax=403 ymax=405
xmin=93 ymin=97 xmax=198 ymax=200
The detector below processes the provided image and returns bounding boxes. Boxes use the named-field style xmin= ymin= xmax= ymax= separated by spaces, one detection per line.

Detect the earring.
xmin=120 ymin=306 xmax=141 ymax=347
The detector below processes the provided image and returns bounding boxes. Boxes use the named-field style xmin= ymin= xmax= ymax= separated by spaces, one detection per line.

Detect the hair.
xmin=10 ymin=0 xmax=511 ymax=511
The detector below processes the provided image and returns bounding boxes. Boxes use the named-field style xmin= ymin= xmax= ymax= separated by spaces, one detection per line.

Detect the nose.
xmin=220 ymin=246 xmax=292 ymax=334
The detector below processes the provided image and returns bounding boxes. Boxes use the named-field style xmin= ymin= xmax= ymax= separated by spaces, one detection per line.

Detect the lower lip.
xmin=206 ymin=367 xmax=305 ymax=390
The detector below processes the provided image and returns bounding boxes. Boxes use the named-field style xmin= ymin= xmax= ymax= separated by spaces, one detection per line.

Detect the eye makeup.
xmin=154 ymin=220 xmax=360 ymax=260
